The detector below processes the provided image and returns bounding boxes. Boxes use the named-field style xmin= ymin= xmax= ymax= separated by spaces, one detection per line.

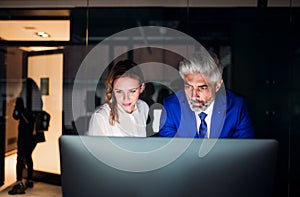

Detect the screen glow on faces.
xmin=184 ymin=73 xmax=215 ymax=112
xmin=113 ymin=76 xmax=143 ymax=113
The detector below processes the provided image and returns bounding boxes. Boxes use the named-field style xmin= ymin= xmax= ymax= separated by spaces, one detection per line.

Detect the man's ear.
xmin=215 ymin=80 xmax=223 ymax=92
xmin=140 ymin=83 xmax=145 ymax=93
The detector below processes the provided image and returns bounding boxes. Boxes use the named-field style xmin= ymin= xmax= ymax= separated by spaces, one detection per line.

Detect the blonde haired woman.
xmin=88 ymin=60 xmax=149 ymax=137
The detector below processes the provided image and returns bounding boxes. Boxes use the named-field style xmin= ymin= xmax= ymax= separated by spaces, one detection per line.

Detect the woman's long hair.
xmin=105 ymin=60 xmax=144 ymax=125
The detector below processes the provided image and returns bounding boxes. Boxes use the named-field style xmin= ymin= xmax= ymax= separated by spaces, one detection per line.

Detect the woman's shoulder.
xmin=137 ymin=99 xmax=149 ymax=110
xmin=94 ymin=103 xmax=110 ymax=116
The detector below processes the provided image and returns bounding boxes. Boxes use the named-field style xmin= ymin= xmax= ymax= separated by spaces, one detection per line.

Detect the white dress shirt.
xmin=194 ymin=101 xmax=214 ymax=138
xmin=88 ymin=99 xmax=149 ymax=137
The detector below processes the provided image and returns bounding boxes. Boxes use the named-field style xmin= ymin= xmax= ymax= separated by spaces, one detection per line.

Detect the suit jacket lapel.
xmin=210 ymin=88 xmax=227 ymax=138
xmin=177 ymin=90 xmax=197 ymax=137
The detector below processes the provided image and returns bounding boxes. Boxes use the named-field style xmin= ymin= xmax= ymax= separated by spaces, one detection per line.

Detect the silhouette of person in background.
xmin=8 ymin=78 xmax=43 ymax=195
xmin=9 ymin=97 xmax=35 ymax=195
xmin=157 ymin=87 xmax=170 ymax=105
xmin=140 ymin=82 xmax=155 ymax=107
xmin=140 ymin=82 xmax=162 ymax=137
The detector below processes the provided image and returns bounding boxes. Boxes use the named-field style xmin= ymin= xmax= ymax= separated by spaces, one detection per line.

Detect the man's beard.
xmin=188 ymin=98 xmax=213 ymax=113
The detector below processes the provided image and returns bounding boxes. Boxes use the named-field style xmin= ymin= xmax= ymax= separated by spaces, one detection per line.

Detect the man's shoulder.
xmin=225 ymin=89 xmax=246 ymax=105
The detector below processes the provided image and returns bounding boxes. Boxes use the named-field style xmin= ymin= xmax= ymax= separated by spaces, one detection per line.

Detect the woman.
xmin=8 ymin=97 xmax=36 ymax=195
xmin=88 ymin=60 xmax=149 ymax=137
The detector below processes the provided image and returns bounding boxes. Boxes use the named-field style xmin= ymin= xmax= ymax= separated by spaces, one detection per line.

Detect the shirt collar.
xmin=204 ymin=100 xmax=214 ymax=115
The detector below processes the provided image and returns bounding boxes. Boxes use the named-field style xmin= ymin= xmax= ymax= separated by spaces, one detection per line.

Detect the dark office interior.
xmin=0 ymin=0 xmax=300 ymax=196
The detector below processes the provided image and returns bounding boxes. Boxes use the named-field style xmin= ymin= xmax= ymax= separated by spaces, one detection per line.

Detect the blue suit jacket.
xmin=158 ymin=88 xmax=254 ymax=138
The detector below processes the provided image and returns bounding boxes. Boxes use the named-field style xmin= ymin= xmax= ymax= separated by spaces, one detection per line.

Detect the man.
xmin=158 ymin=51 xmax=254 ymax=138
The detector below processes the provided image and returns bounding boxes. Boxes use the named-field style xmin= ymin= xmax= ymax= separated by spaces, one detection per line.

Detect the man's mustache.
xmin=190 ymin=99 xmax=208 ymax=107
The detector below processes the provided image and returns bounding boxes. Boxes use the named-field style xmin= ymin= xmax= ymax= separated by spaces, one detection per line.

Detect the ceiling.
xmin=0 ymin=20 xmax=70 ymax=41
xmin=0 ymin=20 xmax=69 ymax=51
xmin=0 ymin=0 xmax=297 ymax=8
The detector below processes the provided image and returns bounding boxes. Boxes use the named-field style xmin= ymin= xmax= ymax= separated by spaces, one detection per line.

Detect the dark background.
xmin=0 ymin=5 xmax=299 ymax=197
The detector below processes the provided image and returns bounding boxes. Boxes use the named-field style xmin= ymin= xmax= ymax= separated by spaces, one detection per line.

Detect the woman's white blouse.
xmin=88 ymin=99 xmax=149 ymax=137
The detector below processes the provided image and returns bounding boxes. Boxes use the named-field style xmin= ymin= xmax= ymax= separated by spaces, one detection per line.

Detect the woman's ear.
xmin=215 ymin=79 xmax=223 ymax=92
xmin=140 ymin=83 xmax=145 ymax=94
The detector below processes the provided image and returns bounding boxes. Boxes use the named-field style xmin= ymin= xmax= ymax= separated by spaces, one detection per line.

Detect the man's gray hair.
xmin=179 ymin=51 xmax=222 ymax=83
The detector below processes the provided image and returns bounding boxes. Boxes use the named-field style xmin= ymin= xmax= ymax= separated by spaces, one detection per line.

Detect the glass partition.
xmin=0 ymin=1 xmax=299 ymax=196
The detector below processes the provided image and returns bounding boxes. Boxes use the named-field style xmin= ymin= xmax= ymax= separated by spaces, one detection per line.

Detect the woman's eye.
xmin=115 ymin=90 xmax=122 ymax=94
xmin=129 ymin=90 xmax=137 ymax=93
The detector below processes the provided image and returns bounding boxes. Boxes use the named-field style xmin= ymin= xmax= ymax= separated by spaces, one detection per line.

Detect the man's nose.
xmin=191 ymin=88 xmax=198 ymax=99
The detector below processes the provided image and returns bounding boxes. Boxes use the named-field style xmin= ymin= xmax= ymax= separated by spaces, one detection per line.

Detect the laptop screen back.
xmin=59 ymin=136 xmax=278 ymax=197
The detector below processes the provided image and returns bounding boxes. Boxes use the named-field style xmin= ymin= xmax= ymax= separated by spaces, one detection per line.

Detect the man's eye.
xmin=199 ymin=86 xmax=208 ymax=90
xmin=185 ymin=85 xmax=191 ymax=89
xmin=129 ymin=90 xmax=137 ymax=93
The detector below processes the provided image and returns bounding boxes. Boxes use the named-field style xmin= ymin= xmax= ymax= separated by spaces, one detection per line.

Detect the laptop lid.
xmin=59 ymin=136 xmax=278 ymax=197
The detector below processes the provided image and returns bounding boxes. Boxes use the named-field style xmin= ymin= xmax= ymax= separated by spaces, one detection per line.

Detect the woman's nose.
xmin=123 ymin=92 xmax=130 ymax=101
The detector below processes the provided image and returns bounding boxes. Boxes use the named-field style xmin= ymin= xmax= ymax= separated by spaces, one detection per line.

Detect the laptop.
xmin=59 ymin=136 xmax=278 ymax=197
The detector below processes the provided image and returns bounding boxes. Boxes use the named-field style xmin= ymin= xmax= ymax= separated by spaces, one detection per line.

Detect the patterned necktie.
xmin=198 ymin=112 xmax=208 ymax=138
